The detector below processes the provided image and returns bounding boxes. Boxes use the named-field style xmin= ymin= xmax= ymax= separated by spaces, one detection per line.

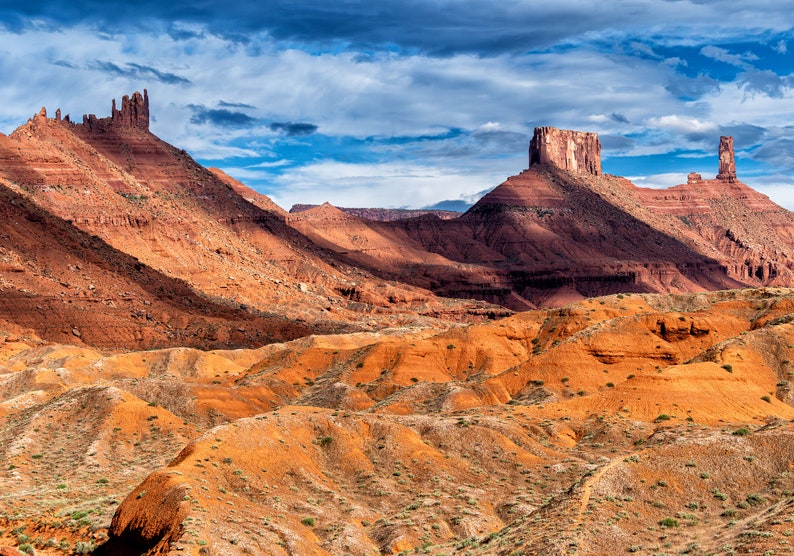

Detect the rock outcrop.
xmin=717 ymin=135 xmax=737 ymax=182
xmin=81 ymin=89 xmax=149 ymax=131
xmin=529 ymin=126 xmax=601 ymax=176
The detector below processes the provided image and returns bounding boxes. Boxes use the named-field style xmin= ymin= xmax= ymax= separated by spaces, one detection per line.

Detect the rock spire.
xmin=529 ymin=127 xmax=602 ymax=176
xmin=716 ymin=135 xmax=736 ymax=182
xmin=112 ymin=90 xmax=149 ymax=129
xmin=80 ymin=89 xmax=150 ymax=131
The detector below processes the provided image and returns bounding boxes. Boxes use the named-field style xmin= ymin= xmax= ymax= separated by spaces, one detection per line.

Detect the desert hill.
xmin=291 ymin=128 xmax=794 ymax=310
xmin=0 ymin=288 xmax=791 ymax=554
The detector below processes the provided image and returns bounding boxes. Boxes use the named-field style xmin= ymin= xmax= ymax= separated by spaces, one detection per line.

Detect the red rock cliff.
xmin=529 ymin=126 xmax=601 ymax=176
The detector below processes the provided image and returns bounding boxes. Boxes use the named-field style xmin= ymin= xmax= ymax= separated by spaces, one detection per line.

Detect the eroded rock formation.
xmin=717 ymin=135 xmax=736 ymax=182
xmin=81 ymin=89 xmax=149 ymax=131
xmin=529 ymin=126 xmax=602 ymax=176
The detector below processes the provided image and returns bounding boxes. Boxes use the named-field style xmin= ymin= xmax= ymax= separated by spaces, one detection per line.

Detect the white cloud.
xmin=627 ymin=173 xmax=690 ymax=189
xmin=647 ymin=115 xmax=719 ymax=133
xmin=478 ymin=122 xmax=502 ymax=132
xmin=699 ymin=45 xmax=759 ymax=69
xmin=239 ymin=160 xmax=512 ymax=210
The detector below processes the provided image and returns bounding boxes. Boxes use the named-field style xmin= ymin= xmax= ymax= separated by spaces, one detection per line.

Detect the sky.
xmin=0 ymin=1 xmax=793 ymax=211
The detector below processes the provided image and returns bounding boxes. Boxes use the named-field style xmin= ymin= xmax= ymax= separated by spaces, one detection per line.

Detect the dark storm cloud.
xmin=610 ymin=113 xmax=629 ymax=124
xmin=600 ymin=135 xmax=636 ymax=151
xmin=471 ymin=129 xmax=529 ymax=151
xmin=664 ymin=73 xmax=721 ymax=99
xmin=269 ymin=122 xmax=318 ymax=136
xmin=219 ymin=100 xmax=256 ymax=109
xmin=752 ymin=136 xmax=794 ymax=171
xmin=0 ymin=0 xmax=738 ymax=56
xmin=52 ymin=59 xmax=78 ymax=69
xmin=718 ymin=124 xmax=767 ymax=147
xmin=189 ymin=105 xmax=257 ymax=127
xmin=91 ymin=60 xmax=190 ymax=84
xmin=738 ymin=69 xmax=794 ymax=98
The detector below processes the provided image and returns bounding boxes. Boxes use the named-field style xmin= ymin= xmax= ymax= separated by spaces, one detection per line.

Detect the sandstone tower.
xmin=529 ymin=127 xmax=602 ymax=176
xmin=716 ymin=135 xmax=736 ymax=182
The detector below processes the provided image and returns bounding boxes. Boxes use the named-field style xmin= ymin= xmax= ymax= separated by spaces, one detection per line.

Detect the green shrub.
xmin=301 ymin=517 xmax=315 ymax=527
xmin=318 ymin=436 xmax=333 ymax=447
xmin=658 ymin=517 xmax=678 ymax=527
xmin=746 ymin=493 xmax=765 ymax=505
xmin=732 ymin=427 xmax=751 ymax=436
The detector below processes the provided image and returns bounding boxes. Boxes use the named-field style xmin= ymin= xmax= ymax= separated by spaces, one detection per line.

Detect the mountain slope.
xmin=290 ymin=128 xmax=794 ymax=309
xmin=0 ymin=180 xmax=322 ymax=348
xmin=0 ymin=93 xmax=496 ymax=349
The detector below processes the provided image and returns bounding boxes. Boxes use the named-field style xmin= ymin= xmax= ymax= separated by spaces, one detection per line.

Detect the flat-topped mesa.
xmin=81 ymin=89 xmax=150 ymax=131
xmin=716 ymin=135 xmax=736 ymax=182
xmin=529 ymin=126 xmax=602 ymax=176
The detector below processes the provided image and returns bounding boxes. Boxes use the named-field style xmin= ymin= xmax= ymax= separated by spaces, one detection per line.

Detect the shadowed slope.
xmin=0 ymin=182 xmax=321 ymax=349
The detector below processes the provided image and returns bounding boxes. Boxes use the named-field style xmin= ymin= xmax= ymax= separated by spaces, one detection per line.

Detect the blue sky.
xmin=0 ymin=1 xmax=793 ymax=210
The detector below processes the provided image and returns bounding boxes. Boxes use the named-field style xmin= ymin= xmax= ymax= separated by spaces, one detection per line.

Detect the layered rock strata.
xmin=529 ymin=126 xmax=602 ymax=176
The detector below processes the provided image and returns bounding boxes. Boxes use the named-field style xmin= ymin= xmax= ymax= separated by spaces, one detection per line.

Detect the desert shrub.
xmin=655 ymin=414 xmax=671 ymax=422
xmin=658 ymin=517 xmax=678 ymax=527
xmin=722 ymin=364 xmax=733 ymax=372
xmin=301 ymin=517 xmax=315 ymax=527
xmin=732 ymin=427 xmax=751 ymax=436
xmin=74 ymin=540 xmax=95 ymax=553
xmin=746 ymin=493 xmax=765 ymax=505
xmin=318 ymin=436 xmax=333 ymax=447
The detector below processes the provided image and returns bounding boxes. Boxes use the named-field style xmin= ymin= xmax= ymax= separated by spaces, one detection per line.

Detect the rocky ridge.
xmin=291 ymin=127 xmax=794 ymax=309
xmin=0 ymin=92 xmax=496 ymax=349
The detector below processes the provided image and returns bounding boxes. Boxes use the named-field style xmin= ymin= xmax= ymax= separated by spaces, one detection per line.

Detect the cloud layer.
xmin=1 ymin=1 xmax=793 ymax=209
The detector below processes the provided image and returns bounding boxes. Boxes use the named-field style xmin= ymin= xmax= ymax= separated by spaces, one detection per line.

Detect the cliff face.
xmin=529 ymin=126 xmax=602 ymax=176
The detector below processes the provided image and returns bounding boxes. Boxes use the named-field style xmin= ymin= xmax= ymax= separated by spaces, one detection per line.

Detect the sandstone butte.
xmin=1 ymin=92 xmax=794 ymax=556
